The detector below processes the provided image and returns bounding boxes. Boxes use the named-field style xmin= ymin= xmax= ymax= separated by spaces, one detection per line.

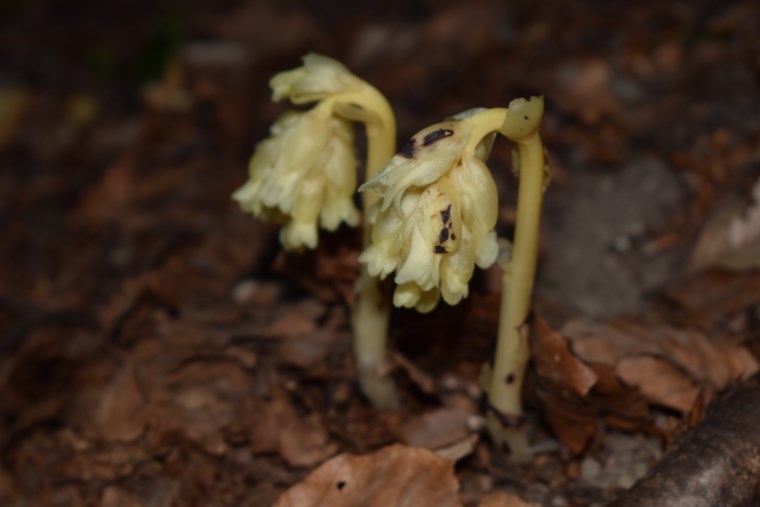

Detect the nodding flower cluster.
xmin=359 ymin=110 xmax=500 ymax=312
xmin=234 ymin=56 xmax=549 ymax=452
xmin=233 ymin=54 xmax=367 ymax=250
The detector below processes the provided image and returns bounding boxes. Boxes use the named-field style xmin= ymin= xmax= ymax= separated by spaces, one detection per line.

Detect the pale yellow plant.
xmin=361 ymin=98 xmax=548 ymax=460
xmin=233 ymin=107 xmax=358 ymax=250
xmin=360 ymin=112 xmax=499 ymax=312
xmin=233 ymin=54 xmax=399 ymax=408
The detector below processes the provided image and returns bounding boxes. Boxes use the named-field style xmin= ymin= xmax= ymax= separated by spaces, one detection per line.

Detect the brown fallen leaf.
xmin=272 ymin=444 xmax=461 ymax=507
xmin=268 ymin=300 xmax=325 ymax=339
xmin=531 ymin=316 xmax=599 ymax=398
xmin=398 ymin=408 xmax=472 ymax=451
xmin=565 ymin=320 xmax=759 ymax=411
xmin=93 ymin=360 xmax=147 ymax=442
xmin=533 ymin=316 xmax=758 ymax=453
xmin=531 ymin=315 xmax=643 ymax=454
xmin=72 ymin=155 xmax=135 ymax=225
xmin=661 ymin=269 xmax=760 ymax=329
xmin=615 ymin=356 xmax=699 ymax=412
xmin=100 ymin=486 xmax=143 ymax=507
xmin=278 ymin=412 xmax=339 ymax=468
xmin=279 ymin=329 xmax=346 ymax=373
xmin=30 ymin=487 xmax=84 ymax=507
xmin=530 ymin=316 xmax=760 ymax=454
xmin=154 ymin=359 xmax=259 ymax=455
xmin=250 ymin=390 xmax=337 ymax=468
xmin=479 ymin=492 xmax=537 ymax=507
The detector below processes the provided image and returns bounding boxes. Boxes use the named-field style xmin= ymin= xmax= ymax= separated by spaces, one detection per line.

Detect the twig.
xmin=608 ymin=374 xmax=760 ymax=507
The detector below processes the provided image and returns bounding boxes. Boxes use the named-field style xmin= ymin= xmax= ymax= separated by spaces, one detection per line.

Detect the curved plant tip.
xmin=233 ymin=53 xmax=400 ymax=409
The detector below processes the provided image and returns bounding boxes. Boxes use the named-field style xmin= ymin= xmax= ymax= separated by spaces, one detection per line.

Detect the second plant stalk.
xmin=233 ymin=54 xmax=548 ymax=458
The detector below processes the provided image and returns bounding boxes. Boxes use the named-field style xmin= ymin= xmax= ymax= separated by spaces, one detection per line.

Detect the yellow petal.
xmin=235 ymin=106 xmax=358 ymax=250
xmin=270 ymin=53 xmax=363 ymax=104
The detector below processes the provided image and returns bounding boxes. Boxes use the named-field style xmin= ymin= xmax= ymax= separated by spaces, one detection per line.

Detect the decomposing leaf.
xmin=565 ymin=320 xmax=759 ymax=409
xmin=434 ymin=437 xmax=477 ymax=462
xmin=661 ymin=269 xmax=760 ymax=329
xmin=615 ymin=357 xmax=699 ymax=412
xmin=531 ymin=315 xmax=633 ymax=454
xmin=250 ymin=390 xmax=337 ymax=468
xmin=531 ymin=316 xmax=599 ymax=398
xmin=478 ymin=492 xmax=537 ymax=507
xmin=163 ymin=360 xmax=257 ymax=455
xmin=279 ymin=329 xmax=346 ymax=372
xmin=398 ymin=408 xmax=472 ymax=451
xmin=531 ymin=316 xmax=758 ymax=453
xmin=100 ymin=486 xmax=143 ymax=507
xmin=268 ymin=300 xmax=325 ymax=339
xmin=272 ymin=444 xmax=461 ymax=507
xmin=278 ymin=412 xmax=339 ymax=468
xmin=93 ymin=360 xmax=147 ymax=442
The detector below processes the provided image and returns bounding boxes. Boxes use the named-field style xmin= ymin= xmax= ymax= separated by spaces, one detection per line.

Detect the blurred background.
xmin=1 ymin=0 xmax=759 ymax=505
xmin=3 ymin=0 xmax=759 ymax=318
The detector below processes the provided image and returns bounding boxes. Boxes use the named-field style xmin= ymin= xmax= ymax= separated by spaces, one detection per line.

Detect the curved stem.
xmin=487 ymin=125 xmax=545 ymax=460
xmin=463 ymin=108 xmax=508 ymax=151
xmin=337 ymin=85 xmax=399 ymax=409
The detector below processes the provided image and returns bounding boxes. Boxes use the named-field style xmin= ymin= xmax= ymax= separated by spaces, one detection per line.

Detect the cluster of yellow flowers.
xmin=235 ymin=54 xmax=547 ymax=458
xmin=359 ymin=113 xmax=500 ymax=312
xmin=234 ymin=54 xmax=520 ymax=314
xmin=233 ymin=55 xmax=364 ymax=250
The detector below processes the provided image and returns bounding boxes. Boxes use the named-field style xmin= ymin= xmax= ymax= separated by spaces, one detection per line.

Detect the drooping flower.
xmin=234 ymin=53 xmax=403 ymax=410
xmin=233 ymin=54 xmax=375 ymax=250
xmin=233 ymin=104 xmax=358 ymax=250
xmin=359 ymin=112 xmax=500 ymax=312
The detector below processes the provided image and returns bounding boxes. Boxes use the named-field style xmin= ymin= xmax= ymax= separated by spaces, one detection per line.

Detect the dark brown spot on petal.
xmin=505 ymin=373 xmax=515 ymax=384
xmin=336 ymin=481 xmax=346 ymax=491
xmin=440 ymin=204 xmax=452 ymax=224
xmin=438 ymin=227 xmax=449 ymax=243
xmin=422 ymin=128 xmax=454 ymax=146
xmin=399 ymin=138 xmax=416 ymax=158
xmin=451 ymin=233 xmax=456 ymax=240
xmin=434 ymin=245 xmax=447 ymax=254
xmin=523 ymin=115 xmax=529 ymax=120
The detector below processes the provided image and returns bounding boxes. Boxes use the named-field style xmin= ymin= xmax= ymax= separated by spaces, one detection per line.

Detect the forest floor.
xmin=1 ymin=1 xmax=759 ymax=506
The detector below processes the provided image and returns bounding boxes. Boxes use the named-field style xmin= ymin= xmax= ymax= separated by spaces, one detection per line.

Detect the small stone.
xmin=551 ymin=496 xmax=569 ymax=507
xmin=232 ymin=279 xmax=282 ymax=306
xmin=580 ymin=457 xmax=602 ymax=481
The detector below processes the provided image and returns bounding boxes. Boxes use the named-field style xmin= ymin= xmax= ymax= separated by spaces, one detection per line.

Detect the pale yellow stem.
xmin=334 ymin=84 xmax=399 ymax=408
xmin=487 ymin=97 xmax=545 ymax=460
xmin=462 ymin=108 xmax=508 ymax=150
